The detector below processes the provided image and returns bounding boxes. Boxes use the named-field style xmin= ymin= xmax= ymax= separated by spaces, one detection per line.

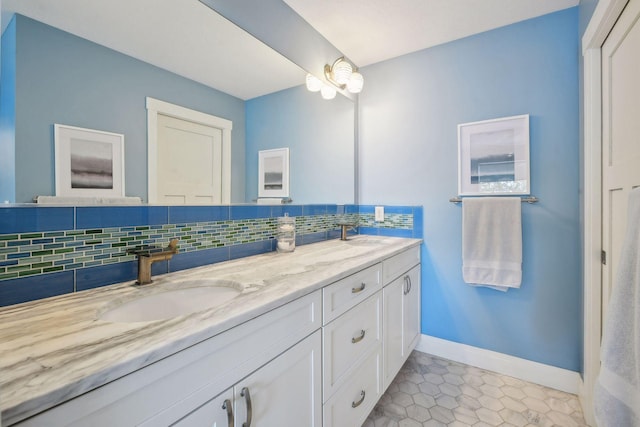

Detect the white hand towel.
xmin=462 ymin=197 xmax=522 ymax=291
xmin=594 ymin=187 xmax=640 ymax=426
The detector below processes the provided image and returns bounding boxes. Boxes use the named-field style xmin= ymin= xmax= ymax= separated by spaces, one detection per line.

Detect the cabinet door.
xmin=382 ymin=264 xmax=421 ymax=390
xmin=172 ymin=389 xmax=234 ymax=427
xmin=382 ymin=275 xmax=404 ymax=390
xmin=403 ymin=265 xmax=421 ymax=356
xmin=234 ymin=330 xmax=322 ymax=427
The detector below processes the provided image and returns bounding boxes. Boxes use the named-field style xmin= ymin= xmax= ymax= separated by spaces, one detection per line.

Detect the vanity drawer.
xmin=322 ymin=344 xmax=382 ymax=427
xmin=323 ymin=292 xmax=381 ymax=401
xmin=322 ymin=263 xmax=381 ymax=324
xmin=382 ymin=246 xmax=420 ymax=284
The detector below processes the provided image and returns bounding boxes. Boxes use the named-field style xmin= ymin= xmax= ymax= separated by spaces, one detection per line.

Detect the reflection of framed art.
xmin=458 ymin=114 xmax=530 ymax=196
xmin=54 ymin=124 xmax=125 ymax=198
xmin=258 ymin=148 xmax=289 ymax=198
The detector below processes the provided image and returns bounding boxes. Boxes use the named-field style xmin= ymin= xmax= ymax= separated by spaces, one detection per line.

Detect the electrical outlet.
xmin=375 ymin=206 xmax=384 ymax=222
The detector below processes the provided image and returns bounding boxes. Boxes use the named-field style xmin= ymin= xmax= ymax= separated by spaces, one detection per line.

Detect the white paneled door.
xmin=156 ymin=113 xmax=223 ymax=204
xmin=601 ymin=0 xmax=640 ymax=330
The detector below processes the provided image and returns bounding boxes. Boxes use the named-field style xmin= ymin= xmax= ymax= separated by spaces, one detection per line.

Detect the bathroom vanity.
xmin=0 ymin=236 xmax=421 ymax=426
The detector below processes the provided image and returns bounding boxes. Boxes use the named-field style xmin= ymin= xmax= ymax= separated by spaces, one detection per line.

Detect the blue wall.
xmin=4 ymin=15 xmax=246 ymax=203
xmin=359 ymin=8 xmax=581 ymax=371
xmin=246 ymin=85 xmax=355 ymax=204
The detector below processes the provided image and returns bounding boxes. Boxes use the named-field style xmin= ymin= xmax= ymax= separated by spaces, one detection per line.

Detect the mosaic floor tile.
xmin=363 ymin=351 xmax=588 ymax=427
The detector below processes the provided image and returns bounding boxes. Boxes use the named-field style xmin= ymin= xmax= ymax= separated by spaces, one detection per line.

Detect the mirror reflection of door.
xmin=156 ymin=114 xmax=223 ymax=204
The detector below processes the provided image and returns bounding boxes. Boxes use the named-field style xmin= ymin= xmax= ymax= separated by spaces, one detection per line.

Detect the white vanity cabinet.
xmin=16 ymin=291 xmax=322 ymax=427
xmin=382 ymin=247 xmax=421 ymax=390
xmin=174 ymin=330 xmax=321 ymax=427
xmin=322 ymin=264 xmax=383 ymax=427
xmin=322 ymin=245 xmax=421 ymax=427
xmin=6 ymin=239 xmax=423 ymax=427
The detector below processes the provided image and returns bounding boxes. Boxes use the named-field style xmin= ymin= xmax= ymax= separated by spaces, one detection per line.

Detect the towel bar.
xmin=449 ymin=196 xmax=538 ymax=204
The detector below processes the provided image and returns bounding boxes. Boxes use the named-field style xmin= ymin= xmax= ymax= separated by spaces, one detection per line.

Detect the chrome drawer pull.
xmin=351 ymin=282 xmax=366 ymax=293
xmin=240 ymin=387 xmax=252 ymax=427
xmin=222 ymin=398 xmax=234 ymax=427
xmin=351 ymin=329 xmax=366 ymax=344
xmin=352 ymin=390 xmax=366 ymax=408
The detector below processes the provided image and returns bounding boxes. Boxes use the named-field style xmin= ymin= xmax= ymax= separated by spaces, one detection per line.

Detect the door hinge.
xmin=601 ymin=250 xmax=607 ymax=265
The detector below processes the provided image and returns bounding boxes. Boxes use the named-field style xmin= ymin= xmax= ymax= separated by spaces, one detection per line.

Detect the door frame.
xmin=580 ymin=0 xmax=629 ymax=424
xmin=146 ymin=97 xmax=232 ymax=204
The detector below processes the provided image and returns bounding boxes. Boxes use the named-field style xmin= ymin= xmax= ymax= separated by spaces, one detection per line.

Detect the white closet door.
xmin=601 ymin=0 xmax=640 ymax=328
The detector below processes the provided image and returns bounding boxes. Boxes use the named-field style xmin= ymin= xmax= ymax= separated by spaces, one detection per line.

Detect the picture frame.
xmin=54 ymin=124 xmax=125 ymax=198
xmin=258 ymin=147 xmax=289 ymax=198
xmin=457 ymin=114 xmax=530 ymax=196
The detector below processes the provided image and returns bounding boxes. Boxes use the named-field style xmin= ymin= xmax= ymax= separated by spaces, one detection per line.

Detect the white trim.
xmin=582 ymin=0 xmax=629 ymax=53
xmin=580 ymin=1 xmax=628 ymax=425
xmin=146 ymin=97 xmax=232 ymax=204
xmin=581 ymin=46 xmax=603 ymax=427
xmin=416 ymin=335 xmax=581 ymax=394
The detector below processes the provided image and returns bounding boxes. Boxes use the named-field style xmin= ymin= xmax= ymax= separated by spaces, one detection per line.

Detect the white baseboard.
xmin=416 ymin=335 xmax=582 ymax=395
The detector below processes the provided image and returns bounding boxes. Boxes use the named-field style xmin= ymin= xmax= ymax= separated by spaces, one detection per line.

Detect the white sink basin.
xmin=99 ymin=280 xmax=242 ymax=323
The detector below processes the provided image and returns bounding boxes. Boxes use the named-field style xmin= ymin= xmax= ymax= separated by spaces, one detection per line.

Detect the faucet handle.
xmin=167 ymin=239 xmax=179 ymax=253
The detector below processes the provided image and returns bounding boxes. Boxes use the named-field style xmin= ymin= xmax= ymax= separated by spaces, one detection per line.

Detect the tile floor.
xmin=364 ymin=351 xmax=588 ymax=427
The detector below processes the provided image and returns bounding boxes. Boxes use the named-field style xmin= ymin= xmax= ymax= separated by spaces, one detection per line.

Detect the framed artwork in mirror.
xmin=258 ymin=148 xmax=289 ymax=198
xmin=457 ymin=114 xmax=530 ymax=196
xmin=54 ymin=124 xmax=125 ymax=198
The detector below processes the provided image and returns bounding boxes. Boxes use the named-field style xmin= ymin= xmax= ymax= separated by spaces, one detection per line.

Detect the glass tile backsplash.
xmin=0 ymin=204 xmax=422 ymax=307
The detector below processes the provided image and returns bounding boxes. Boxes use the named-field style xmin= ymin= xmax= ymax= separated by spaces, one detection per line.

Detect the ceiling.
xmin=2 ymin=0 xmax=579 ymax=100
xmin=283 ymin=0 xmax=579 ymax=67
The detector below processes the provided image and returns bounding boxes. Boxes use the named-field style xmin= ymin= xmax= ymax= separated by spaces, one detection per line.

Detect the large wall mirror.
xmin=0 ymin=0 xmax=355 ymax=205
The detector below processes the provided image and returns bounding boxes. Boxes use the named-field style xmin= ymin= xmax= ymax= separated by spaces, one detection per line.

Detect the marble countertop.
xmin=0 ymin=235 xmax=421 ymax=425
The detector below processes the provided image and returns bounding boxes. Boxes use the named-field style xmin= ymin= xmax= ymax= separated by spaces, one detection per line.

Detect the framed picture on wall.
xmin=457 ymin=114 xmax=530 ymax=196
xmin=54 ymin=124 xmax=125 ymax=198
xmin=258 ymin=148 xmax=289 ymax=198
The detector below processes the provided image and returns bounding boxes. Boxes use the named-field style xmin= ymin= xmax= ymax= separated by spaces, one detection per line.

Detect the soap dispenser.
xmin=276 ymin=213 xmax=296 ymax=253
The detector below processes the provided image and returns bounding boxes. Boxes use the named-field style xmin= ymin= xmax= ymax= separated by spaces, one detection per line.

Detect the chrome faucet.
xmin=127 ymin=239 xmax=179 ymax=285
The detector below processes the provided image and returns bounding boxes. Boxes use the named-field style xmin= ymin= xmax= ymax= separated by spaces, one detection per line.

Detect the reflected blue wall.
xmin=246 ymin=85 xmax=355 ymax=204
xmin=0 ymin=17 xmax=16 ymax=203
xmin=3 ymin=15 xmax=246 ymax=203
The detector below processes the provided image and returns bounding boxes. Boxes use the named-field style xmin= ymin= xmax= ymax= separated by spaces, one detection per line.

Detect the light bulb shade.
xmin=320 ymin=85 xmax=337 ymax=100
xmin=332 ymin=60 xmax=353 ymax=85
xmin=305 ymin=73 xmax=322 ymax=92
xmin=347 ymin=71 xmax=364 ymax=93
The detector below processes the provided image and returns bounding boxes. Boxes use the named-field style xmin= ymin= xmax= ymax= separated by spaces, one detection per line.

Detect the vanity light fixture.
xmin=320 ymin=85 xmax=337 ymax=100
xmin=305 ymin=57 xmax=364 ymax=100
xmin=305 ymin=74 xmax=323 ymax=92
